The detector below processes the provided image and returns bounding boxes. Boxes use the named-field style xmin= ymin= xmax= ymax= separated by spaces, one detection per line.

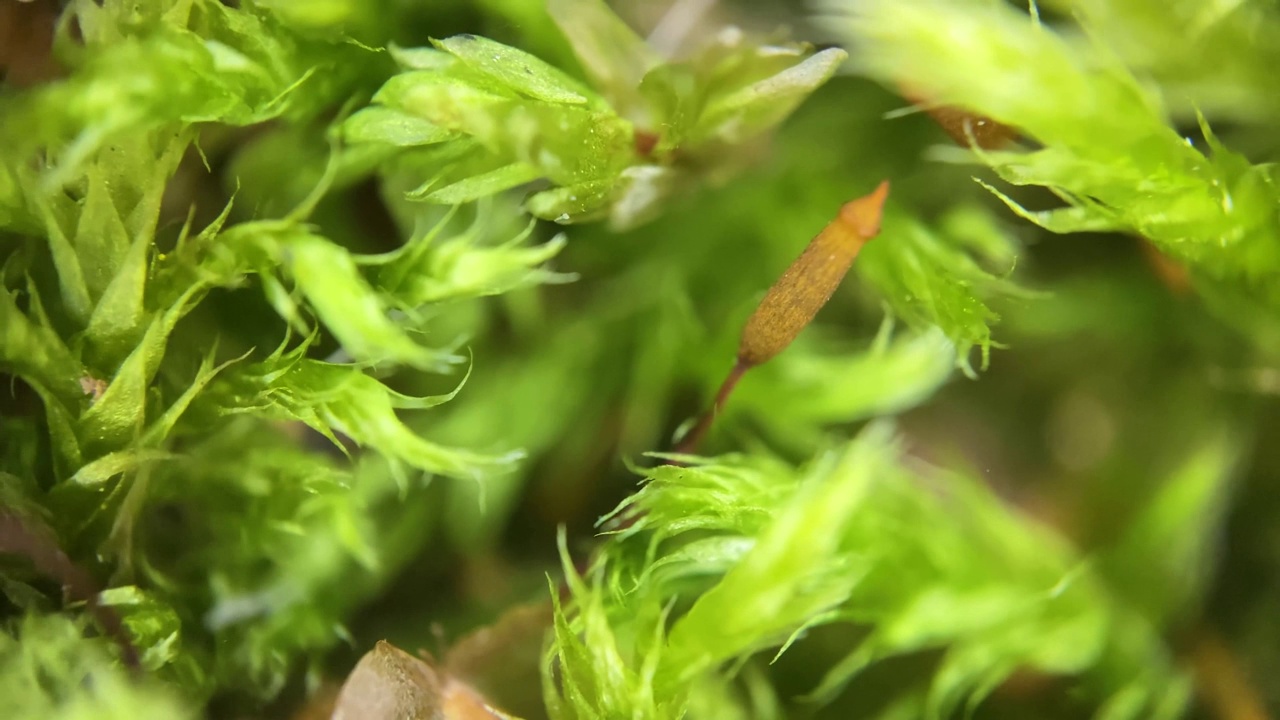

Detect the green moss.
xmin=1 ymin=0 xmax=1274 ymax=718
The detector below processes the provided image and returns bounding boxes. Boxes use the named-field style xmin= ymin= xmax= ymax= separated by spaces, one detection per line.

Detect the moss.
xmin=2 ymin=0 xmax=1274 ymax=718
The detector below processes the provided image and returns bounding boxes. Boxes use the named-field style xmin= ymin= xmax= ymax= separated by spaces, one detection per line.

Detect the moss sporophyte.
xmin=673 ymin=181 xmax=890 ymax=456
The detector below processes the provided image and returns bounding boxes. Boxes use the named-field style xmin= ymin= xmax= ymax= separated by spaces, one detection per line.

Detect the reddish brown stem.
xmin=671 ymin=360 xmax=751 ymax=458
xmin=601 ymin=361 xmax=751 ymax=537
xmin=0 ymin=508 xmax=140 ymax=670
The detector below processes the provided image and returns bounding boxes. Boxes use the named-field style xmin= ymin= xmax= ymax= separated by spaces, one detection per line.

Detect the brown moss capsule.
xmin=738 ymin=180 xmax=890 ymax=367
xmin=669 ymin=181 xmax=890 ymax=458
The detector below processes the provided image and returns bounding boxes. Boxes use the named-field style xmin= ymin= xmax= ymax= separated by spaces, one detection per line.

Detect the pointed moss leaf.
xmin=525 ymin=180 xmax=615 ymax=224
xmin=432 ymin=34 xmax=594 ymax=105
xmin=342 ymin=107 xmax=456 ymax=147
xmin=658 ymin=428 xmax=887 ymax=688
xmin=151 ymin=434 xmax=495 ymax=696
xmin=13 ymin=279 xmax=86 ymax=473
xmin=33 ymin=194 xmax=93 ymax=325
xmin=0 ymin=614 xmax=193 ymax=720
xmin=78 ymin=288 xmax=200 ymax=451
xmin=396 ymin=142 xmax=506 ymax=200
xmin=75 ymin=163 xmax=134 ymax=300
xmin=642 ymin=537 xmax=757 ymax=590
xmin=322 ymin=384 xmax=523 ymax=481
xmin=71 ymin=450 xmax=177 ymax=487
xmin=1096 ymin=679 xmax=1193 ymax=720
xmin=1103 ymin=429 xmax=1243 ymax=626
xmin=209 ymin=354 xmax=521 ymax=480
xmin=547 ymin=532 xmax=674 ymax=720
xmin=548 ymin=0 xmax=659 ymax=113
xmin=554 ymin=424 xmax=1184 ymax=719
xmin=96 ymin=586 xmax=185 ymax=674
xmin=807 ymin=457 xmax=1147 ymax=709
xmin=387 ymin=78 xmax=633 ymax=186
xmin=285 ymin=232 xmax=450 ymax=370
xmin=0 ymin=165 xmax=33 ymax=233
xmin=606 ymin=165 xmax=687 ymax=231
xmin=383 ymin=373 xmax=473 ymax=414
xmin=3 ymin=0 xmax=373 ymax=186
xmin=372 ymin=69 xmax=635 ymax=185
xmin=106 ymin=133 xmax=187 ymax=250
xmin=0 ymin=472 xmax=52 ymax=528
xmin=415 ymin=163 xmax=543 ymax=204
xmin=388 ymin=44 xmax=455 ymax=71
xmin=828 ymin=0 xmax=1280 ymax=314
xmin=354 ymin=15 xmax=840 ymax=224
xmin=150 ymin=196 xmax=239 ymax=303
xmin=827 ymin=0 xmax=1163 ymax=151
xmin=379 ymin=224 xmax=574 ymax=304
xmin=734 ymin=328 xmax=956 ymax=440
xmin=695 ymin=48 xmax=848 ymax=144
xmin=374 ymin=70 xmax=518 ymax=119
xmin=980 ymin=181 xmax=1124 ymax=234
xmin=0 ymin=288 xmax=84 ymax=403
xmin=85 ymin=227 xmax=151 ymax=370
xmin=139 ymin=349 xmax=247 ymax=447
xmin=637 ymin=64 xmax=701 ymax=152
xmin=30 ymin=385 xmax=84 ymax=478
xmin=857 ymin=207 xmax=1028 ymax=374
xmin=1051 ymin=0 xmax=1280 ymax=121
xmin=263 ymin=274 xmax=309 ymax=335
xmin=73 ymin=133 xmax=187 ymax=301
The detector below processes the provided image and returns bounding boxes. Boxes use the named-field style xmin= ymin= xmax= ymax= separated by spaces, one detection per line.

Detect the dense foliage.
xmin=1 ymin=0 xmax=1276 ymax=718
